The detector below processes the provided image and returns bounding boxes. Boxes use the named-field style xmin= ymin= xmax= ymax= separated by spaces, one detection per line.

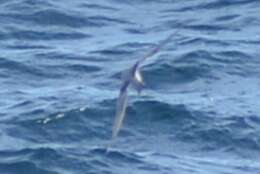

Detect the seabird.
xmin=107 ymin=32 xmax=176 ymax=151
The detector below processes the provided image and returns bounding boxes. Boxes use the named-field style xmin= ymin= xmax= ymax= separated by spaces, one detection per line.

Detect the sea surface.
xmin=0 ymin=0 xmax=260 ymax=174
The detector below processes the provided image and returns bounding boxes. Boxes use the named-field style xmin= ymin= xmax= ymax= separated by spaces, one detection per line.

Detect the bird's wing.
xmin=112 ymin=81 xmax=129 ymax=140
xmin=134 ymin=31 xmax=177 ymax=69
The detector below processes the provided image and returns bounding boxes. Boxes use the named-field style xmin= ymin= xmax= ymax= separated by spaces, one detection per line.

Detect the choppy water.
xmin=1 ymin=0 xmax=260 ymax=173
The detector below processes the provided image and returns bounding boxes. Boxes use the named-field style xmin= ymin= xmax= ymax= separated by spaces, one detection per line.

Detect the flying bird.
xmin=107 ymin=32 xmax=176 ymax=151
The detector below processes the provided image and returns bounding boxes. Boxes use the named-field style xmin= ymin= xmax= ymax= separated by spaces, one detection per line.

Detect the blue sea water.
xmin=0 ymin=0 xmax=260 ymax=173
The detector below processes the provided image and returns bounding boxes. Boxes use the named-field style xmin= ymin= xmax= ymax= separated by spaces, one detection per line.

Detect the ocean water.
xmin=1 ymin=0 xmax=260 ymax=173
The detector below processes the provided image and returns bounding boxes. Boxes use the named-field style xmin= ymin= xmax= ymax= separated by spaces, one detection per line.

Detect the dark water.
xmin=1 ymin=0 xmax=260 ymax=173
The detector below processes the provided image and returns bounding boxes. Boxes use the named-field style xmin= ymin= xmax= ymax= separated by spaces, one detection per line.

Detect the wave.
xmin=0 ymin=161 xmax=58 ymax=174
xmin=168 ymin=0 xmax=254 ymax=12
xmin=0 ymin=58 xmax=47 ymax=78
xmin=142 ymin=61 xmax=212 ymax=88
xmin=1 ymin=8 xmax=131 ymax=29
xmin=1 ymin=9 xmax=103 ymax=28
xmin=3 ymin=30 xmax=90 ymax=41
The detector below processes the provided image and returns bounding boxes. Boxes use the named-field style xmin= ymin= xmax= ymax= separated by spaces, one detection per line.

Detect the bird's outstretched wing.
xmin=112 ymin=81 xmax=129 ymax=140
xmin=134 ymin=31 xmax=177 ymax=70
xmin=106 ymin=81 xmax=129 ymax=152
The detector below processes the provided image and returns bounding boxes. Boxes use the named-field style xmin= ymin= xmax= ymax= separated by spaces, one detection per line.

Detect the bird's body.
xmin=107 ymin=32 xmax=176 ymax=151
